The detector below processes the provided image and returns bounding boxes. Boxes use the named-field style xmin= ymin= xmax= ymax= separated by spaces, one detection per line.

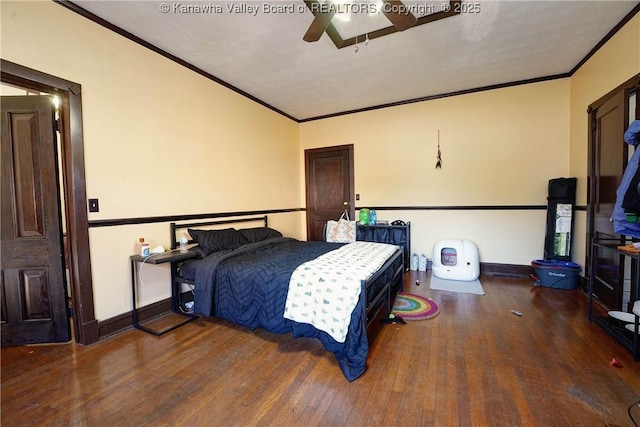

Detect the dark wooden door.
xmin=589 ymin=91 xmax=627 ymax=310
xmin=1 ymin=95 xmax=70 ymax=345
xmin=305 ymin=145 xmax=354 ymax=241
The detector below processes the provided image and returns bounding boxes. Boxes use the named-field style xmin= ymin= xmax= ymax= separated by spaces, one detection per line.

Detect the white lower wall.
xmin=371 ymin=209 xmax=547 ymax=266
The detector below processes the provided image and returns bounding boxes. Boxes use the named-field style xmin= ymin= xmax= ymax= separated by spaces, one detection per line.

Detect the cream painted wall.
xmin=1 ymin=1 xmax=303 ymax=320
xmin=300 ymin=80 xmax=571 ymax=265
xmin=0 ymin=83 xmax=27 ymax=95
xmin=569 ymin=14 xmax=640 ymax=268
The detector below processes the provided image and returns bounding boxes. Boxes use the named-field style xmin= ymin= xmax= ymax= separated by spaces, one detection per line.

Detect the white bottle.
xmin=419 ymin=254 xmax=427 ymax=272
xmin=410 ymin=253 xmax=418 ymax=271
xmin=179 ymin=233 xmax=188 ymax=253
xmin=140 ymin=241 xmax=150 ymax=257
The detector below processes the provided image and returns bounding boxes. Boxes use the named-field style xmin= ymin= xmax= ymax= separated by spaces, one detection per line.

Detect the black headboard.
xmin=169 ymin=215 xmax=268 ymax=250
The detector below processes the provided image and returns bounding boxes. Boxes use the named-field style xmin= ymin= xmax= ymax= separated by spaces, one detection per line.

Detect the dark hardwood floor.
xmin=2 ymin=271 xmax=639 ymax=426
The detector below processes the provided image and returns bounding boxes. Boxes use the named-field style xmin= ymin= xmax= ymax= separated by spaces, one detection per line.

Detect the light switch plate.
xmin=88 ymin=198 xmax=99 ymax=212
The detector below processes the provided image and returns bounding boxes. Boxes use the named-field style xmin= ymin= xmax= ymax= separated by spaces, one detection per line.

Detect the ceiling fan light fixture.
xmin=381 ymin=0 xmax=417 ymax=31
xmin=303 ymin=0 xmax=423 ymax=44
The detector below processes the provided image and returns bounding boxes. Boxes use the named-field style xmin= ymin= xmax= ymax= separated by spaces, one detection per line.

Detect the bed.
xmin=169 ymin=216 xmax=404 ymax=381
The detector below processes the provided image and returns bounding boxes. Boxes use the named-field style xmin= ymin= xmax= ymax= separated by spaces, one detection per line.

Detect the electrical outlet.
xmin=88 ymin=198 xmax=99 ymax=212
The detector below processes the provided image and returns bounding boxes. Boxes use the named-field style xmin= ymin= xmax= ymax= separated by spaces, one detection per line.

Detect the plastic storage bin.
xmin=531 ymin=259 xmax=581 ymax=290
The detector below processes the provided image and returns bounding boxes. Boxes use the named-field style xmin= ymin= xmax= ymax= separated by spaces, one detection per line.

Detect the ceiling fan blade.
xmin=381 ymin=0 xmax=417 ymax=31
xmin=303 ymin=10 xmax=336 ymax=42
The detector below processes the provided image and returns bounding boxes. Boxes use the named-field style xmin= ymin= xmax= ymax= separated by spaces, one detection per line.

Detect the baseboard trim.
xmin=577 ymin=275 xmax=589 ymax=292
xmin=98 ymin=298 xmax=171 ymax=339
xmin=480 ymin=262 xmax=532 ymax=278
xmin=480 ymin=262 xmax=589 ymax=287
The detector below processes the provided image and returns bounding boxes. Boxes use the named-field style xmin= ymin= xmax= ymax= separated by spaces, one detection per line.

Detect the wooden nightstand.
xmin=130 ymin=250 xmax=198 ymax=336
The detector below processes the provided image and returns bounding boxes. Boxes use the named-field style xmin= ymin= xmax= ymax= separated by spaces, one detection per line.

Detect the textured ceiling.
xmin=71 ymin=0 xmax=639 ymax=121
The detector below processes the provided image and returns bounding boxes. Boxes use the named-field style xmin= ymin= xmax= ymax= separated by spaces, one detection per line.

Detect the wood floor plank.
xmin=2 ymin=271 xmax=640 ymax=426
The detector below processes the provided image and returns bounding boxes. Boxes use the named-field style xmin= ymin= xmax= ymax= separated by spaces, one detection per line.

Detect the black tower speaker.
xmin=543 ymin=177 xmax=577 ymax=261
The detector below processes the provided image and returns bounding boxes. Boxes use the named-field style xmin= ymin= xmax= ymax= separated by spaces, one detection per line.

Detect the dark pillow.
xmin=189 ymin=245 xmax=209 ymax=259
xmin=238 ymin=227 xmax=283 ymax=243
xmin=187 ymin=228 xmax=249 ymax=256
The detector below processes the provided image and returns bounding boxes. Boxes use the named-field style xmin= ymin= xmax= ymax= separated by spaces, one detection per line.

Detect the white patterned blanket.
xmin=283 ymin=241 xmax=398 ymax=343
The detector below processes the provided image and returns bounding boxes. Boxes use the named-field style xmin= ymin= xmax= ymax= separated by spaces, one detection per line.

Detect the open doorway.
xmin=1 ymin=59 xmax=99 ymax=345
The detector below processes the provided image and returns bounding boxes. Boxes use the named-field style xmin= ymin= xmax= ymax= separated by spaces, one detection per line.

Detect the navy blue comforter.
xmin=192 ymin=237 xmax=370 ymax=381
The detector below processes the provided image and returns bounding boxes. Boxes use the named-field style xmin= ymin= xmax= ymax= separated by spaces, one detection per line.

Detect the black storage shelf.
xmin=592 ymin=315 xmax=639 ymax=357
xmin=588 ymin=238 xmax=639 ymax=361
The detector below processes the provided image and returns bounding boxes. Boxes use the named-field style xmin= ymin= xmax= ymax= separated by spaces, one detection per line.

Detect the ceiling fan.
xmin=303 ymin=0 xmax=418 ymax=42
